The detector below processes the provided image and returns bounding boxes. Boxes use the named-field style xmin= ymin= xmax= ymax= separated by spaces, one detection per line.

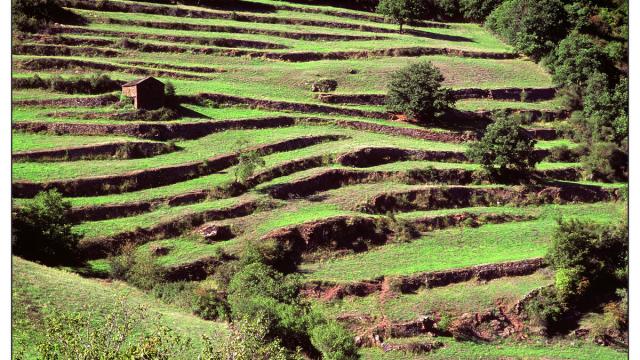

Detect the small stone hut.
xmin=121 ymin=76 xmax=165 ymax=110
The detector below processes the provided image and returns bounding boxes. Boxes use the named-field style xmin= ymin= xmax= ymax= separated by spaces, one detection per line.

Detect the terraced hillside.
xmin=12 ymin=0 xmax=628 ymax=358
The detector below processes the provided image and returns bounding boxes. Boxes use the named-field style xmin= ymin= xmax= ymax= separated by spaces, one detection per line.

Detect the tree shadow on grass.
xmin=404 ymin=29 xmax=474 ymax=43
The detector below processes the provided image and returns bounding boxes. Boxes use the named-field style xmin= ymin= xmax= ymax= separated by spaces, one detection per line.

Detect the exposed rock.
xmin=311 ymin=79 xmax=338 ymax=92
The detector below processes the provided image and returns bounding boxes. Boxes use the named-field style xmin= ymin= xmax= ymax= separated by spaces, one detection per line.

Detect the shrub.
xmin=459 ymin=0 xmax=503 ymax=22
xmin=109 ymin=244 xmax=166 ymax=290
xmin=12 ymin=190 xmax=81 ymax=265
xmin=524 ymin=286 xmax=567 ymax=330
xmin=376 ymin=0 xmax=425 ymax=31
xmin=192 ymin=288 xmax=230 ymax=321
xmin=581 ymin=142 xmax=628 ymax=182
xmin=309 ymin=321 xmax=358 ymax=360
xmin=547 ymin=218 xmax=628 ymax=304
xmin=34 ymin=299 xmax=191 ymax=359
xmin=485 ymin=0 xmax=569 ymax=60
xmin=547 ymin=33 xmax=614 ymax=88
xmin=200 ymin=315 xmax=298 ymax=360
xmin=466 ymin=113 xmax=539 ymax=179
xmin=12 ymin=0 xmax=84 ymax=32
xmin=385 ymin=60 xmax=454 ymax=122
xmin=12 ymin=73 xmax=120 ymax=94
xmin=233 ymin=145 xmax=266 ymax=184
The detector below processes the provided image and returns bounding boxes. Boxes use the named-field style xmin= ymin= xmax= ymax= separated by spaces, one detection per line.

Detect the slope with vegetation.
xmin=11 ymin=0 xmax=627 ymax=358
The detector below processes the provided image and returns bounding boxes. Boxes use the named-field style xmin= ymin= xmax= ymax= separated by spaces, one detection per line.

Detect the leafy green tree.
xmin=12 ymin=190 xmax=81 ymax=265
xmin=459 ymin=0 xmax=503 ymax=22
xmin=385 ymin=60 xmax=454 ymax=122
xmin=466 ymin=114 xmax=539 ymax=178
xmin=582 ymin=73 xmax=628 ymax=145
xmin=485 ymin=0 xmax=569 ymax=60
xmin=547 ymin=33 xmax=614 ymax=88
xmin=376 ymin=0 xmax=425 ymax=32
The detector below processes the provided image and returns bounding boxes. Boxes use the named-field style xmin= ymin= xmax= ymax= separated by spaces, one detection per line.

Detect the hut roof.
xmin=122 ymin=76 xmax=163 ymax=88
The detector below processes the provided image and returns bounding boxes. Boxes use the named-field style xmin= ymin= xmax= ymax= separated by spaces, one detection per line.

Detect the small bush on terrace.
xmin=466 ymin=113 xmax=539 ymax=179
xmin=233 ymin=141 xmax=266 ymax=184
xmin=376 ymin=0 xmax=425 ymax=32
xmin=12 ymin=190 xmax=81 ymax=265
xmin=309 ymin=320 xmax=359 ymax=360
xmin=385 ymin=60 xmax=454 ymax=123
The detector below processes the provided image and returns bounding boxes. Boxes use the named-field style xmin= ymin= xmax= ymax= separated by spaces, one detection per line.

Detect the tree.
xmin=385 ymin=60 xmax=454 ymax=122
xmin=376 ymin=0 xmax=425 ymax=32
xmin=459 ymin=0 xmax=503 ymax=22
xmin=582 ymin=73 xmax=628 ymax=146
xmin=485 ymin=0 xmax=569 ymax=60
xmin=12 ymin=190 xmax=82 ymax=265
xmin=466 ymin=114 xmax=539 ymax=178
xmin=547 ymin=33 xmax=614 ymax=88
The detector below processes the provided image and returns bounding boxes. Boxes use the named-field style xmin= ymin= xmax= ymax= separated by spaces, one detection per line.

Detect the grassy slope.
xmin=12 ymin=257 xmax=227 ymax=358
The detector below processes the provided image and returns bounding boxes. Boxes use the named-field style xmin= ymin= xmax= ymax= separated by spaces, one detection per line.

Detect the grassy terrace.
xmin=301 ymin=202 xmax=625 ymax=282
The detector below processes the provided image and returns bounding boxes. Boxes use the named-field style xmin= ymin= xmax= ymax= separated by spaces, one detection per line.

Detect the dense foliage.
xmin=485 ymin=0 xmax=569 ymax=60
xmin=376 ymin=0 xmax=425 ymax=31
xmin=466 ymin=114 xmax=539 ymax=179
xmin=12 ymin=0 xmax=84 ymax=32
xmin=385 ymin=60 xmax=454 ymax=122
xmin=547 ymin=33 xmax=614 ymax=88
xmin=527 ymin=218 xmax=628 ymax=334
xmin=12 ymin=190 xmax=81 ymax=265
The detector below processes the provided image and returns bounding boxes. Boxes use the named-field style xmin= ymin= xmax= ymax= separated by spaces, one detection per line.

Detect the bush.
xmin=466 ymin=113 xmax=539 ymax=179
xmin=376 ymin=0 xmax=425 ymax=31
xmin=200 ymin=315 xmax=299 ymax=360
xmin=109 ymin=244 xmax=166 ymax=290
xmin=547 ymin=218 xmax=628 ymax=303
xmin=385 ymin=60 xmax=454 ymax=122
xmin=485 ymin=0 xmax=569 ymax=60
xmin=309 ymin=321 xmax=359 ymax=360
xmin=581 ymin=142 xmax=628 ymax=182
xmin=233 ymin=145 xmax=266 ymax=184
xmin=192 ymin=288 xmax=230 ymax=321
xmin=12 ymin=0 xmax=84 ymax=32
xmin=459 ymin=0 xmax=503 ymax=22
xmin=33 ymin=299 xmax=192 ymax=359
xmin=524 ymin=286 xmax=567 ymax=330
xmin=12 ymin=74 xmax=120 ymax=94
xmin=547 ymin=33 xmax=614 ymax=88
xmin=12 ymin=190 xmax=81 ymax=265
